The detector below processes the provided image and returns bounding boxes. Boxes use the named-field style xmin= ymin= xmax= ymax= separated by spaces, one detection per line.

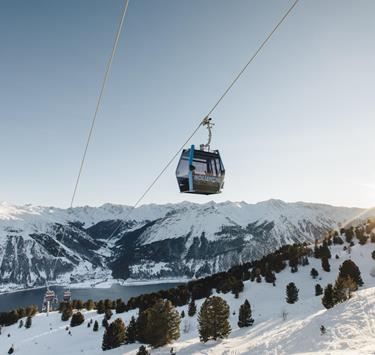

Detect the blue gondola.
xmin=176 ymin=118 xmax=225 ymax=195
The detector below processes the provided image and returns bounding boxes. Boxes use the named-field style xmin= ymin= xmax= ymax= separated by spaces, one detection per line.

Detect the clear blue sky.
xmin=1 ymin=0 xmax=375 ymax=208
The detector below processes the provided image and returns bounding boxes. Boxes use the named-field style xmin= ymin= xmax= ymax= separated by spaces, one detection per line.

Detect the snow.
xmin=1 ymin=240 xmax=375 ymax=354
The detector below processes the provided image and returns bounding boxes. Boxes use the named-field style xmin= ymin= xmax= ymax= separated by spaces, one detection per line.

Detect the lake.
xmin=0 ymin=283 xmax=183 ymax=312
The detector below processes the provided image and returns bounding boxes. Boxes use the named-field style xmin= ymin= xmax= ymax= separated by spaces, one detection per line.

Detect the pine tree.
xmin=61 ymin=306 xmax=73 ymax=321
xmin=25 ymin=305 xmax=38 ymax=317
xmin=286 ymin=282 xmax=299 ymax=304
xmin=102 ymin=318 xmax=109 ymax=328
xmin=334 ymin=276 xmax=357 ymax=303
xmin=338 ymin=260 xmax=363 ymax=288
xmin=19 ymin=319 xmax=24 ymax=328
xmin=70 ymin=312 xmax=85 ymax=327
xmin=85 ymin=299 xmax=95 ymax=311
xmin=265 ymin=270 xmax=276 ymax=284
xmin=96 ymin=300 xmax=105 ymax=314
xmin=319 ymin=244 xmax=331 ymax=259
xmin=315 ymin=284 xmax=323 ymax=296
xmin=345 ymin=227 xmax=354 ymax=243
xmin=188 ymin=299 xmax=197 ymax=317
xmin=25 ymin=316 xmax=32 ymax=329
xmin=136 ymin=345 xmax=150 ymax=355
xmin=289 ymin=257 xmax=298 ymax=273
xmin=137 ymin=299 xmax=180 ymax=347
xmin=321 ymin=257 xmax=330 ymax=272
xmin=322 ymin=284 xmax=335 ymax=309
xmin=333 ymin=235 xmax=344 ymax=245
xmin=102 ymin=318 xmax=126 ymax=351
xmin=198 ymin=296 xmax=231 ymax=342
xmin=74 ymin=300 xmax=84 ymax=310
xmin=125 ymin=316 xmax=137 ymax=343
xmin=104 ymin=299 xmax=114 ymax=311
xmin=237 ymin=299 xmax=254 ymax=327
xmin=115 ymin=299 xmax=127 ymax=314
xmin=105 ymin=309 xmax=113 ymax=321
xmin=310 ymin=268 xmax=319 ymax=279
xmin=93 ymin=320 xmax=99 ymax=332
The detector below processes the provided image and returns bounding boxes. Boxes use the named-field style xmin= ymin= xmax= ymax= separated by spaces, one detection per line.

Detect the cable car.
xmin=44 ymin=289 xmax=56 ymax=303
xmin=176 ymin=117 xmax=225 ymax=195
xmin=63 ymin=289 xmax=72 ymax=302
xmin=42 ymin=287 xmax=58 ymax=313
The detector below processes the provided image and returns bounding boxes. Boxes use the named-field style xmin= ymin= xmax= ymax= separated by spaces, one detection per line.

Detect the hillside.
xmin=1 ymin=236 xmax=375 ymax=354
xmin=1 ymin=200 xmax=373 ymax=292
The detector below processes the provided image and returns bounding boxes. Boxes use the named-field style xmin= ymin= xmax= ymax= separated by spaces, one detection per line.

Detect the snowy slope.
xmin=0 ymin=200 xmax=374 ymax=291
xmin=1 ymin=240 xmax=375 ymax=354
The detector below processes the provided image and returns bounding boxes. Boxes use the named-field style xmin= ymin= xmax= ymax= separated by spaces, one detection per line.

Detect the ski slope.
xmin=1 ymin=242 xmax=375 ymax=354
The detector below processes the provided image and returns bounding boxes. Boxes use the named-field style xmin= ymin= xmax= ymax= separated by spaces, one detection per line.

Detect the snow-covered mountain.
xmin=1 ymin=231 xmax=375 ymax=354
xmin=0 ymin=200 xmax=373 ymax=291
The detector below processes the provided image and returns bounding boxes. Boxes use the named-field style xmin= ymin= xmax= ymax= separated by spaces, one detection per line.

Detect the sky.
xmin=1 ymin=0 xmax=375 ymax=209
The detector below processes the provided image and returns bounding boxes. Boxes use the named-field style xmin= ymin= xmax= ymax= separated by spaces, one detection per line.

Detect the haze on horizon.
xmin=1 ymin=0 xmax=375 ymax=209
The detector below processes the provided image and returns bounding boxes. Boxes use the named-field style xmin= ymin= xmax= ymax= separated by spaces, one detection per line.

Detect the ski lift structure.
xmin=176 ymin=117 xmax=225 ymax=195
xmin=42 ymin=286 xmax=58 ymax=315
xmin=63 ymin=289 xmax=72 ymax=302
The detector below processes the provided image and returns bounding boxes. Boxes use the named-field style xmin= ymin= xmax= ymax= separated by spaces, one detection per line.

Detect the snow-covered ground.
xmin=1 ymin=241 xmax=375 ymax=354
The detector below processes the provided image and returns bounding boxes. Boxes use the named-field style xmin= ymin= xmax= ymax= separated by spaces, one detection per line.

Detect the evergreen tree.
xmin=96 ymin=300 xmax=105 ymax=314
xmin=105 ymin=309 xmax=113 ymax=321
xmin=61 ymin=306 xmax=73 ymax=321
xmin=314 ymin=246 xmax=320 ymax=259
xmin=310 ymin=268 xmax=319 ymax=279
xmin=334 ymin=276 xmax=357 ymax=303
xmin=265 ymin=270 xmax=276 ymax=284
xmin=115 ymin=299 xmax=127 ymax=314
xmin=338 ymin=260 xmax=363 ymax=288
xmin=321 ymin=257 xmax=330 ymax=272
xmin=289 ymin=257 xmax=298 ymax=273
xmin=315 ymin=284 xmax=323 ymax=296
xmin=345 ymin=227 xmax=354 ymax=243
xmin=333 ymin=235 xmax=344 ymax=245
xmin=85 ymin=299 xmax=95 ymax=311
xmin=74 ymin=300 xmax=84 ymax=310
xmin=237 ymin=299 xmax=254 ymax=327
xmin=286 ymin=282 xmax=299 ymax=304
xmin=188 ymin=299 xmax=197 ymax=317
xmin=125 ymin=316 xmax=137 ymax=344
xmin=136 ymin=345 xmax=150 ymax=355
xmin=319 ymin=244 xmax=331 ymax=259
xmin=137 ymin=299 xmax=180 ymax=347
xmin=104 ymin=299 xmax=114 ymax=311
xmin=93 ymin=320 xmax=99 ymax=332
xmin=322 ymin=284 xmax=335 ymax=309
xmin=180 ymin=310 xmax=185 ymax=318
xmin=25 ymin=316 xmax=32 ymax=329
xmin=70 ymin=312 xmax=85 ymax=327
xmin=19 ymin=319 xmax=24 ymax=328
xmin=25 ymin=305 xmax=38 ymax=317
xmin=198 ymin=296 xmax=231 ymax=342
xmin=102 ymin=318 xmax=126 ymax=351
xmin=102 ymin=318 xmax=109 ymax=328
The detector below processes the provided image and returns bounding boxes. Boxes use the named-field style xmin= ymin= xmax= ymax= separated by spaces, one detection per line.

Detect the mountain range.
xmin=0 ymin=199 xmax=373 ymax=292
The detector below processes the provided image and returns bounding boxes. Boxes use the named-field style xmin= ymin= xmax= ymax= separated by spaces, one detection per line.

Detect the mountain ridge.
xmin=0 ymin=199 xmax=374 ymax=292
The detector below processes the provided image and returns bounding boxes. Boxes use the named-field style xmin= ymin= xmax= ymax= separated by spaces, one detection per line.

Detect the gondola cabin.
xmin=44 ymin=289 xmax=56 ymax=303
xmin=63 ymin=290 xmax=72 ymax=302
xmin=176 ymin=145 xmax=225 ymax=195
